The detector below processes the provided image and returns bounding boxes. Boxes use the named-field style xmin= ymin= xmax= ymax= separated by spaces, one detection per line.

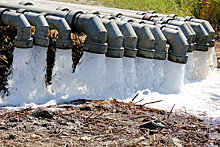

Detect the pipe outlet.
xmin=161 ymin=27 xmax=189 ymax=64
xmin=0 ymin=8 xmax=33 ymax=48
xmin=45 ymin=15 xmax=72 ymax=49
xmin=135 ymin=20 xmax=167 ymax=60
xmin=131 ymin=23 xmax=155 ymax=59
xmin=190 ymin=19 xmax=215 ymax=47
xmin=114 ymin=20 xmax=138 ymax=58
xmin=66 ymin=10 xmax=108 ymax=54
xmin=188 ymin=22 xmax=209 ymax=51
xmin=167 ymin=20 xmax=194 ymax=52
xmin=101 ymin=19 xmax=124 ymax=58
xmin=17 ymin=10 xmax=49 ymax=47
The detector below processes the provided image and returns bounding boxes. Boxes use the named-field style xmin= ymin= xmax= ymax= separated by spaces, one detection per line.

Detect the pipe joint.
xmin=23 ymin=12 xmax=49 ymax=47
xmin=46 ymin=15 xmax=72 ymax=49
xmin=161 ymin=27 xmax=189 ymax=64
xmin=132 ymin=23 xmax=155 ymax=59
xmin=101 ymin=19 xmax=124 ymax=58
xmin=0 ymin=9 xmax=33 ymax=48
xmin=114 ymin=20 xmax=138 ymax=58
xmin=73 ymin=13 xmax=108 ymax=54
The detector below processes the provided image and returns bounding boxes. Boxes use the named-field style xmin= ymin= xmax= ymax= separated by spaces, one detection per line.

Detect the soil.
xmin=0 ymin=99 xmax=219 ymax=146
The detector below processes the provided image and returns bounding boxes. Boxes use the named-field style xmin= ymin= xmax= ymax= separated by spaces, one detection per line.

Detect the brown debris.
xmin=0 ymin=99 xmax=219 ymax=146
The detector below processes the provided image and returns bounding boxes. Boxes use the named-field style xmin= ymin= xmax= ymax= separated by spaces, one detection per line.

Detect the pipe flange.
xmin=14 ymin=37 xmax=33 ymax=48
xmin=33 ymin=37 xmax=49 ymax=47
xmin=56 ymin=7 xmax=70 ymax=12
xmin=195 ymin=43 xmax=209 ymax=51
xmin=161 ymin=17 xmax=174 ymax=23
xmin=124 ymin=48 xmax=137 ymax=58
xmin=56 ymin=39 xmax=73 ymax=49
xmin=18 ymin=2 xmax=34 ymax=6
xmin=168 ymin=14 xmax=177 ymax=19
xmin=65 ymin=10 xmax=84 ymax=29
xmin=16 ymin=8 xmax=30 ymax=13
xmin=154 ymin=50 xmax=166 ymax=60
xmin=86 ymin=11 xmax=100 ymax=15
xmin=168 ymin=52 xmax=188 ymax=64
xmin=106 ymin=47 xmax=124 ymax=58
xmin=84 ymin=41 xmax=108 ymax=54
xmin=136 ymin=12 xmax=146 ymax=15
xmin=143 ymin=14 xmax=157 ymax=21
xmin=111 ymin=13 xmax=122 ymax=18
xmin=209 ymin=39 xmax=215 ymax=47
xmin=137 ymin=48 xmax=155 ymax=59
xmin=184 ymin=16 xmax=193 ymax=21
xmin=187 ymin=43 xmax=194 ymax=52
xmin=0 ymin=8 xmax=10 ymax=25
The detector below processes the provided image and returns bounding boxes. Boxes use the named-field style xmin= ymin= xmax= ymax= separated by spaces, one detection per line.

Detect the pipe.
xmin=101 ymin=19 xmax=124 ymax=58
xmin=188 ymin=22 xmax=209 ymax=51
xmin=16 ymin=9 xmax=49 ymax=47
xmin=185 ymin=17 xmax=215 ymax=47
xmin=129 ymin=23 xmax=155 ymax=59
xmin=156 ymin=22 xmax=194 ymax=52
xmin=56 ymin=8 xmax=124 ymax=57
xmin=0 ymin=8 xmax=33 ymax=48
xmin=101 ymin=16 xmax=138 ymax=58
xmin=132 ymin=20 xmax=167 ymax=60
xmin=45 ymin=14 xmax=72 ymax=49
xmin=0 ymin=3 xmax=108 ymax=54
xmin=160 ymin=26 xmax=189 ymax=64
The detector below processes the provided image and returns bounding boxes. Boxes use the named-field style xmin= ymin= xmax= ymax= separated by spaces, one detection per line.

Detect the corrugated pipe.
xmin=57 ymin=7 xmax=124 ymax=58
xmin=16 ymin=9 xmax=49 ymax=47
xmin=0 ymin=8 xmax=33 ymax=48
xmin=0 ymin=3 xmax=108 ymax=54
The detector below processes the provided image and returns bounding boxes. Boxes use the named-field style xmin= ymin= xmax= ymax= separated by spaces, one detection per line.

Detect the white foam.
xmin=135 ymin=57 xmax=154 ymax=91
xmin=152 ymin=60 xmax=165 ymax=91
xmin=159 ymin=60 xmax=185 ymax=94
xmin=184 ymin=52 xmax=195 ymax=83
xmin=104 ymin=57 xmax=125 ymax=99
xmin=3 ymin=47 xmax=48 ymax=106
xmin=72 ymin=52 xmax=106 ymax=99
xmin=123 ymin=57 xmax=136 ymax=97
xmin=51 ymin=49 xmax=73 ymax=95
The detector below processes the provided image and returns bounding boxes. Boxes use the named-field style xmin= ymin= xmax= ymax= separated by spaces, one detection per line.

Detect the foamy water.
xmin=1 ymin=46 xmax=220 ymax=122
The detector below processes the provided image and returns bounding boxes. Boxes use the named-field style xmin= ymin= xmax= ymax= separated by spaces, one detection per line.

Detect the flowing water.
xmin=1 ymin=46 xmax=220 ymax=121
xmin=135 ymin=57 xmax=154 ymax=91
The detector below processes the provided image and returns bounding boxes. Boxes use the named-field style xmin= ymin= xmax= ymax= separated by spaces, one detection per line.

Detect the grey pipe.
xmin=45 ymin=14 xmax=72 ymax=49
xmin=0 ymin=3 xmax=108 ymax=54
xmin=0 ymin=8 xmax=33 ymax=48
xmin=56 ymin=8 xmax=124 ymax=57
xmin=185 ymin=17 xmax=215 ymax=47
xmin=16 ymin=9 xmax=49 ymax=47
xmin=129 ymin=23 xmax=155 ymax=59
xmin=101 ymin=19 xmax=124 ymax=58
xmin=156 ymin=22 xmax=194 ymax=52
xmin=161 ymin=27 xmax=188 ymax=64
xmin=130 ymin=19 xmax=167 ymax=60
xmin=188 ymin=22 xmax=209 ymax=51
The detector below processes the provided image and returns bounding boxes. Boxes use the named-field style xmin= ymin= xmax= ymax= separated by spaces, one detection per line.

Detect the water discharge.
xmin=135 ymin=57 xmax=154 ymax=91
xmin=3 ymin=46 xmax=48 ymax=106
xmin=123 ymin=57 xmax=136 ymax=97
xmin=1 ymin=46 xmax=220 ymax=121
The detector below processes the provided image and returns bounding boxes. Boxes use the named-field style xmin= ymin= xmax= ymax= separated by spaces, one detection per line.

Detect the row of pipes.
xmin=0 ymin=1 xmax=215 ymax=65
